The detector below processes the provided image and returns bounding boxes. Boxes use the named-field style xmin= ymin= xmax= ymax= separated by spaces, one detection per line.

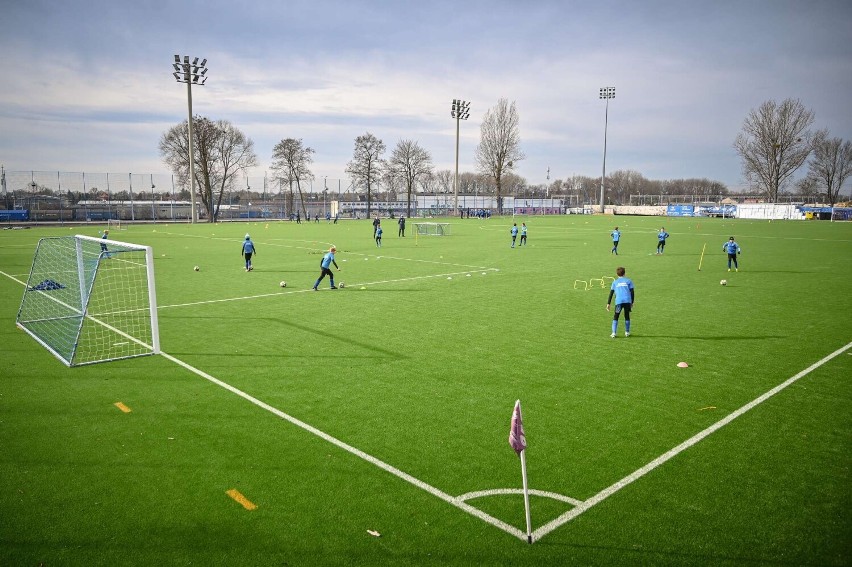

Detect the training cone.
xmin=677 ymin=362 xmax=689 ymax=368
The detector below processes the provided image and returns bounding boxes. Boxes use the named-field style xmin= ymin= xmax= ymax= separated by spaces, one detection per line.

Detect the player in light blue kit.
xmin=606 ymin=266 xmax=634 ymax=338
xmin=375 ymin=224 xmax=383 ymax=247
xmin=519 ymin=223 xmax=527 ymax=246
xmin=723 ymin=236 xmax=741 ymax=271
xmin=241 ymin=233 xmax=257 ymax=271
xmin=510 ymin=223 xmax=518 ymax=248
xmin=312 ymin=246 xmax=339 ymax=290
xmin=656 ymin=227 xmax=669 ymax=255
xmin=611 ymin=227 xmax=621 ymax=255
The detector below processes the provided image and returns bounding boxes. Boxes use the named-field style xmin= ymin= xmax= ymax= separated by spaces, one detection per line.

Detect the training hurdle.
xmin=573 ymin=276 xmax=616 ymax=291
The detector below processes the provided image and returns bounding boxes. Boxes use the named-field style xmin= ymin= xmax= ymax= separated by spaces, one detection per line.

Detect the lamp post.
xmin=599 ymin=87 xmax=615 ymax=213
xmin=172 ymin=55 xmax=208 ymax=224
xmin=451 ymin=99 xmax=470 ymax=216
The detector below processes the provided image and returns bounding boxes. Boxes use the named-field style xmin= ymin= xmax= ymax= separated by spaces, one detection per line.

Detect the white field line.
xmin=158 ymin=350 xmax=528 ymax=541
xmin=532 ymin=340 xmax=852 ymax=541
xmin=154 ymin=229 xmax=497 ymax=271
xmin=157 ymin=269 xmax=497 ymax=310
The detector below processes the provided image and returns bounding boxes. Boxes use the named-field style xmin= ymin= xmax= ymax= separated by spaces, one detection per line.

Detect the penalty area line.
xmin=533 ymin=340 xmax=852 ymax=541
xmin=157 ymin=268 xmax=498 ymax=310
xmin=158 ymin=350 xmax=528 ymax=541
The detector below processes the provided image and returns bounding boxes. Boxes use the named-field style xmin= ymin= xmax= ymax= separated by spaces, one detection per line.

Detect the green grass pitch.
xmin=1 ymin=215 xmax=850 ymax=566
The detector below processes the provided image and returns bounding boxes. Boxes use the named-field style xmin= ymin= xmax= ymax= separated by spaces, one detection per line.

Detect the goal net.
xmin=16 ymin=235 xmax=160 ymax=366
xmin=414 ymin=222 xmax=451 ymax=236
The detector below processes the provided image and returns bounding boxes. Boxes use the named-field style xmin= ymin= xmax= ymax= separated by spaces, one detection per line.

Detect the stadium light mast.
xmin=451 ymin=99 xmax=470 ymax=216
xmin=599 ymin=87 xmax=615 ymax=213
xmin=172 ymin=55 xmax=208 ymax=224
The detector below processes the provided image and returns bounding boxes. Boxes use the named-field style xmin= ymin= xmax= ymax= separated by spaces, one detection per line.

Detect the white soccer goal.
xmin=16 ymin=235 xmax=160 ymax=366
xmin=107 ymin=218 xmax=124 ymax=231
xmin=414 ymin=222 xmax=451 ymax=236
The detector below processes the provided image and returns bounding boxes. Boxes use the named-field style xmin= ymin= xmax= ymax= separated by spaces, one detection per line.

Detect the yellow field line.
xmin=226 ymin=489 xmax=257 ymax=510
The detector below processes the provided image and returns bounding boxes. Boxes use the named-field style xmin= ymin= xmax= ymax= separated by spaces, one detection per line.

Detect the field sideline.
xmin=1 ymin=215 xmax=850 ymax=566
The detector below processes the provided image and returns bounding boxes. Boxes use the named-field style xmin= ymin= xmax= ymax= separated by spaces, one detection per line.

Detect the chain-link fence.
xmin=0 ymin=170 xmax=359 ymax=222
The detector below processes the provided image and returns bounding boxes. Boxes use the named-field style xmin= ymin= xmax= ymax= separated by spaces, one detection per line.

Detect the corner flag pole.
xmin=509 ymin=399 xmax=532 ymax=543
xmin=698 ymin=242 xmax=706 ymax=271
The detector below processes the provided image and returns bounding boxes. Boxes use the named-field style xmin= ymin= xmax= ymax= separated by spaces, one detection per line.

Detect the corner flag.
xmin=508 ymin=399 xmax=532 ymax=543
xmin=509 ymin=400 xmax=526 ymax=454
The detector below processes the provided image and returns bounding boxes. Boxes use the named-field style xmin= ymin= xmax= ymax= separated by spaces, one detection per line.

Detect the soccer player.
xmin=510 ymin=223 xmax=518 ymax=248
xmin=656 ymin=227 xmax=670 ymax=254
xmin=312 ymin=246 xmax=340 ymax=290
xmin=241 ymin=233 xmax=257 ymax=272
xmin=519 ymin=223 xmax=527 ymax=246
xmin=611 ymin=226 xmax=621 ymax=255
xmin=606 ymin=266 xmax=634 ymax=338
xmin=375 ymin=224 xmax=383 ymax=247
xmin=372 ymin=215 xmax=380 ymax=238
xmin=723 ymin=236 xmax=741 ymax=271
xmin=398 ymin=215 xmax=406 ymax=237
xmin=99 ymin=229 xmax=110 ymax=258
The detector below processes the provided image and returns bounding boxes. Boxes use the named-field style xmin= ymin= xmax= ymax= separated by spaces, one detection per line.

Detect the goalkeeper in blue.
xmin=656 ymin=227 xmax=669 ymax=254
xmin=312 ymin=246 xmax=340 ymax=290
xmin=241 ymin=234 xmax=256 ymax=272
xmin=723 ymin=236 xmax=741 ymax=271
xmin=606 ymin=266 xmax=634 ymax=338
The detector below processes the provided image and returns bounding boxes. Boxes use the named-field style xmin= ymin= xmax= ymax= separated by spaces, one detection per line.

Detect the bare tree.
xmin=346 ymin=132 xmax=385 ymax=217
xmin=475 ymin=98 xmax=525 ymax=214
xmin=387 ymin=139 xmax=433 ymax=218
xmin=435 ymin=169 xmax=453 ymax=194
xmin=270 ymin=138 xmax=315 ymax=219
xmin=159 ymin=116 xmax=258 ymax=222
xmin=734 ymin=98 xmax=814 ymax=202
xmin=806 ymin=130 xmax=852 ymax=206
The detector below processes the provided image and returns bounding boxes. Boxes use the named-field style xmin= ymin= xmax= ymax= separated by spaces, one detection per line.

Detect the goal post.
xmin=413 ymin=222 xmax=451 ymax=236
xmin=16 ymin=235 xmax=160 ymax=366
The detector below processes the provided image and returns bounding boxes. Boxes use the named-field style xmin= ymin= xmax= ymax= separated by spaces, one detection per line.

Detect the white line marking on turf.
xmin=531 ymin=340 xmax=852 ymax=541
xmin=157 ymin=269 xmax=498 ymax=310
xmin=458 ymin=488 xmax=583 ymax=507
xmin=158 ymin=351 xmax=528 ymax=541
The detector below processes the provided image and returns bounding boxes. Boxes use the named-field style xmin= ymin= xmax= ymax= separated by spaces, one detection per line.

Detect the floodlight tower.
xmin=173 ymin=55 xmax=208 ymax=223
xmin=599 ymin=87 xmax=615 ymax=213
xmin=451 ymin=99 xmax=470 ymax=216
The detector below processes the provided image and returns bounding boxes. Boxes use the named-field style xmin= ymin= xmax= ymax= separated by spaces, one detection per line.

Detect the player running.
xmin=611 ymin=226 xmax=621 ymax=255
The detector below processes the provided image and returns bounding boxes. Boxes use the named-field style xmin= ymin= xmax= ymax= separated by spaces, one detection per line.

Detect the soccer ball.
xmin=279 ymin=281 xmax=287 ymax=288
xmin=193 ymin=266 xmax=200 ymax=272
xmin=720 ymin=279 xmax=727 ymax=286
xmin=338 ymin=282 xmax=345 ymax=289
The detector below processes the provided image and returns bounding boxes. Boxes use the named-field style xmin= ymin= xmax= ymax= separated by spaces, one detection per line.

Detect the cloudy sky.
xmin=1 ymin=0 xmax=851 ymax=193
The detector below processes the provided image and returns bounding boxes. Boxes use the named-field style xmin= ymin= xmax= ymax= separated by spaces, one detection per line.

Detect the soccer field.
xmin=1 ymin=215 xmax=850 ymax=566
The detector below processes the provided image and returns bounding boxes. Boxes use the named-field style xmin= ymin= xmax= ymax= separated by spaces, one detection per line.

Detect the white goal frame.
xmin=413 ymin=222 xmax=451 ymax=236
xmin=16 ymin=234 xmax=160 ymax=366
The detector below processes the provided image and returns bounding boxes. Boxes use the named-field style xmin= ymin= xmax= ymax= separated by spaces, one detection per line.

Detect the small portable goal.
xmin=413 ymin=222 xmax=451 ymax=236
xmin=16 ymin=235 xmax=160 ymax=366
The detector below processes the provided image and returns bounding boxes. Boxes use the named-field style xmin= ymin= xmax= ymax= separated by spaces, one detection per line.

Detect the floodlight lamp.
xmin=192 ymin=57 xmax=199 ymax=65
xmin=200 ymin=58 xmax=207 ymax=67
xmin=184 ymin=55 xmax=189 ymax=64
xmin=174 ymin=54 xmax=180 ymax=63
xmin=173 ymin=72 xmax=180 ymax=80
